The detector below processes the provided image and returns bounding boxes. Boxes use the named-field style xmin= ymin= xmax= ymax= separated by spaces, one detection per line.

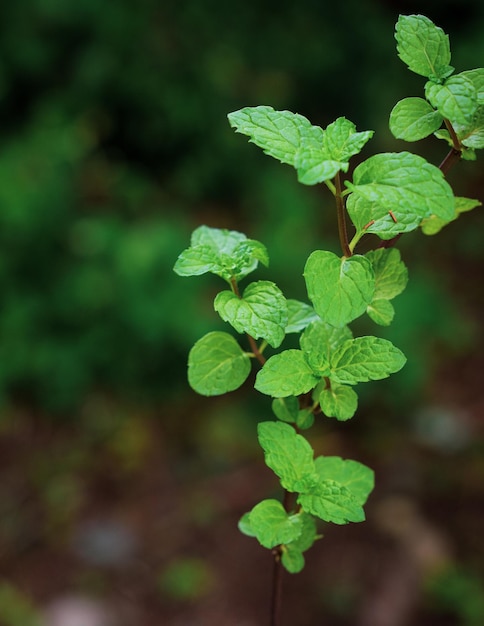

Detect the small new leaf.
xmin=367 ymin=299 xmax=395 ymax=326
xmin=174 ymin=225 xmax=268 ymax=282
xmin=272 ymin=396 xmax=300 ymax=424
xmin=248 ymin=499 xmax=302 ymax=549
xmin=255 ymin=350 xmax=321 ymax=397
xmin=330 ymin=336 xmax=406 ymax=384
xmin=319 ymin=383 xmax=358 ymax=421
xmin=281 ymin=513 xmax=319 ymax=574
xmin=323 ymin=117 xmax=374 ymax=162
xmin=389 ymin=97 xmax=443 ymax=141
xmin=300 ymin=319 xmax=353 ymax=374
xmin=188 ymin=331 xmax=251 ymax=395
xmin=257 ymin=421 xmax=315 ymax=492
xmin=214 ymin=280 xmax=287 ymax=348
xmin=395 ymin=14 xmax=453 ymax=80
xmin=304 ymin=251 xmax=375 ymax=328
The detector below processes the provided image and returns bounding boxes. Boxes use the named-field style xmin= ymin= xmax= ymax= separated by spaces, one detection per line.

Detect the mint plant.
xmin=174 ymin=14 xmax=482 ymax=624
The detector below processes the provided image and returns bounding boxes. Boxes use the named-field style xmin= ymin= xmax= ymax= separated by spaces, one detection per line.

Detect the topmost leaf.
xmin=395 ymin=14 xmax=453 ymax=80
xmin=228 ymin=107 xmax=373 ymax=185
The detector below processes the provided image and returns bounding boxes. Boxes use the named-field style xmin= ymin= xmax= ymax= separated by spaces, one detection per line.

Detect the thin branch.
xmin=335 ymin=172 xmax=352 ymax=257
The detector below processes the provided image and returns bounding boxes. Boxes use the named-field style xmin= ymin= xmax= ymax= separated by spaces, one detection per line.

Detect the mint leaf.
xmin=272 ymin=396 xmax=300 ymax=423
xmin=257 ymin=421 xmax=315 ymax=492
xmin=459 ymin=68 xmax=484 ymax=104
xmin=314 ymin=456 xmax=374 ymax=507
xmin=174 ymin=225 xmax=268 ymax=282
xmin=298 ymin=479 xmax=364 ymax=525
xmin=323 ymin=117 xmax=374 ymax=162
xmin=188 ymin=331 xmax=251 ymax=395
xmin=294 ymin=150 xmax=342 ymax=185
xmin=300 ymin=319 xmax=353 ymax=374
xmin=425 ymin=75 xmax=478 ymax=127
xmin=285 ymin=299 xmax=320 ymax=333
xmin=319 ymin=383 xmax=358 ymax=421
xmin=330 ymin=336 xmax=406 ymax=384
xmin=395 ymin=14 xmax=453 ymax=80
xmin=366 ymin=299 xmax=395 ymax=326
xmin=389 ymin=97 xmax=443 ymax=141
xmin=458 ymin=106 xmax=484 ymax=149
xmin=304 ymin=251 xmax=375 ymax=327
xmin=214 ymin=280 xmax=287 ymax=348
xmin=365 ymin=248 xmax=409 ymax=301
xmin=346 ymin=152 xmax=455 ymax=239
xmin=255 ymin=350 xmax=321 ymax=397
xmin=421 ymin=196 xmax=482 ymax=235
xmin=295 ymin=409 xmax=315 ymax=430
xmin=281 ymin=513 xmax=319 ymax=574
xmin=248 ymin=499 xmax=302 ymax=549
xmin=238 ymin=512 xmax=256 ymax=537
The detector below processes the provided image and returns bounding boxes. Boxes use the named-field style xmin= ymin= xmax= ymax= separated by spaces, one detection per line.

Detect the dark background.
xmin=0 ymin=0 xmax=483 ymax=624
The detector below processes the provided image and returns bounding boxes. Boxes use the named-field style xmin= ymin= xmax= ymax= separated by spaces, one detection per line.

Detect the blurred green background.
xmin=0 ymin=1 xmax=483 ymax=625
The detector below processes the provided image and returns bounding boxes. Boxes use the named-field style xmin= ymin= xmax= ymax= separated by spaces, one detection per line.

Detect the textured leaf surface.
xmin=248 ymin=499 xmax=302 ymax=549
xmin=425 ymin=75 xmax=478 ymax=127
xmin=257 ymin=421 xmax=315 ymax=492
xmin=389 ymin=97 xmax=443 ymax=141
xmin=285 ymin=299 xmax=320 ymax=333
xmin=365 ymin=248 xmax=408 ymax=301
xmin=300 ymin=319 xmax=352 ymax=374
xmin=346 ymin=152 xmax=455 ymax=239
xmin=323 ymin=117 xmax=374 ymax=162
xmin=395 ymin=14 xmax=453 ymax=79
xmin=174 ymin=225 xmax=268 ymax=282
xmin=188 ymin=331 xmax=251 ymax=395
xmin=314 ymin=456 xmax=374 ymax=506
xmin=298 ymin=479 xmax=364 ymax=525
xmin=214 ymin=281 xmax=287 ymax=348
xmin=319 ymin=383 xmax=358 ymax=421
xmin=255 ymin=350 xmax=320 ymax=397
xmin=330 ymin=336 xmax=406 ymax=384
xmin=304 ymin=251 xmax=375 ymax=327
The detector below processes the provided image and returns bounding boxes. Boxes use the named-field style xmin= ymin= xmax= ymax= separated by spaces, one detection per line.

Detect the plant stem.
xmin=270 ymin=548 xmax=284 ymax=626
xmin=335 ymin=172 xmax=352 ymax=257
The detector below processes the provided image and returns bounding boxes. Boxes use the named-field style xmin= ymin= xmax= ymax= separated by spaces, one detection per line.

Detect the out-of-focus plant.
xmin=175 ymin=15 xmax=482 ymax=624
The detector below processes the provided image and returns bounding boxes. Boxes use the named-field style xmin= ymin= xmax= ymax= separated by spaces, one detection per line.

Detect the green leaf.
xmin=238 ymin=512 xmax=256 ymax=537
xmin=228 ymin=105 xmax=323 ymax=167
xmin=298 ymin=479 xmax=364 ymax=524
xmin=365 ymin=248 xmax=409 ymax=301
xmin=281 ymin=513 xmax=319 ymax=574
xmin=304 ymin=251 xmax=375 ymax=327
xmin=425 ymin=75 xmax=478 ymax=127
xmin=188 ymin=331 xmax=251 ymax=395
xmin=421 ymin=196 xmax=482 ymax=235
xmin=174 ymin=225 xmax=268 ymax=282
xmin=330 ymin=336 xmax=406 ymax=384
xmin=346 ymin=152 xmax=455 ymax=239
xmin=300 ymin=319 xmax=353 ymax=374
xmin=255 ymin=350 xmax=321 ymax=397
xmin=459 ymin=68 xmax=484 ymax=104
xmin=257 ymin=421 xmax=315 ymax=492
xmin=323 ymin=117 xmax=374 ymax=162
xmin=214 ymin=280 xmax=287 ymax=348
xmin=285 ymin=299 xmax=320 ymax=333
xmin=228 ymin=107 xmax=373 ymax=185
xmin=272 ymin=396 xmax=299 ymax=423
xmin=389 ymin=97 xmax=443 ymax=141
xmin=319 ymin=383 xmax=358 ymax=421
xmin=395 ymin=14 xmax=453 ymax=80
xmin=295 ymin=409 xmax=315 ymax=430
xmin=248 ymin=499 xmax=302 ymax=549
xmin=314 ymin=456 xmax=374 ymax=507
xmin=366 ymin=299 xmax=395 ymax=326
